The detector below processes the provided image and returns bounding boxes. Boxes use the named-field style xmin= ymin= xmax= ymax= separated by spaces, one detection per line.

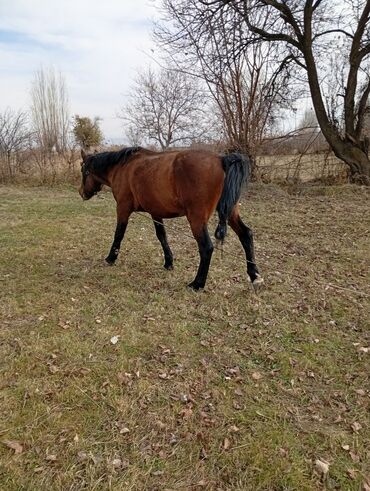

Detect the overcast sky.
xmin=0 ymin=0 xmax=161 ymax=142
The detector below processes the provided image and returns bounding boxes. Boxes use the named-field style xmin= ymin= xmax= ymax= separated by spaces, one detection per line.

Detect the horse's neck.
xmin=104 ymin=165 xmax=121 ymax=188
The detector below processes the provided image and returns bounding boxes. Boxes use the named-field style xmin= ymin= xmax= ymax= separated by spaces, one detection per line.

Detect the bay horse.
xmin=79 ymin=146 xmax=263 ymax=290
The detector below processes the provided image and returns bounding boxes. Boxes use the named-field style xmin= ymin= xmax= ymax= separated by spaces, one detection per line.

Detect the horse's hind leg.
xmin=152 ymin=216 xmax=173 ymax=270
xmin=228 ymin=207 xmax=264 ymax=290
xmin=188 ymin=219 xmax=214 ymax=290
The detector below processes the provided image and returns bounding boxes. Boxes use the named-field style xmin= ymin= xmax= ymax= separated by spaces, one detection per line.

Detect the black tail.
xmin=215 ymin=153 xmax=250 ymax=241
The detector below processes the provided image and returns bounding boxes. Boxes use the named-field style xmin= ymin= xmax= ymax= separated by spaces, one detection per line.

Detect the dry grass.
xmin=0 ymin=183 xmax=369 ymax=490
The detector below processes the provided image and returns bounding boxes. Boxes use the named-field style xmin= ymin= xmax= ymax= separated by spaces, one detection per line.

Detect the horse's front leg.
xmin=105 ymin=207 xmax=131 ymax=264
xmin=105 ymin=222 xmax=127 ymax=264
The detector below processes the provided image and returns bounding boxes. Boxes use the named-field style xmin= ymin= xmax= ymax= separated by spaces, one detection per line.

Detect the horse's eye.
xmin=85 ymin=170 xmax=89 ymax=176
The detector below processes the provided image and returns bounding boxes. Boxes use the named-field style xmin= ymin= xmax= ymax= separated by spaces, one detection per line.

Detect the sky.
xmin=0 ymin=0 xmax=161 ymax=142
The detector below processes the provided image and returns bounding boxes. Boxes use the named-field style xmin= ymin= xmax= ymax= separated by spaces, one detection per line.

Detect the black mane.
xmin=86 ymin=146 xmax=143 ymax=176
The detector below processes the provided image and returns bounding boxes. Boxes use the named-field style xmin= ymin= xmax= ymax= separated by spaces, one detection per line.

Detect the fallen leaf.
xmin=349 ymin=451 xmax=360 ymax=463
xmin=151 ymin=470 xmax=164 ymax=476
xmin=347 ymin=468 xmax=357 ymax=480
xmin=358 ymin=347 xmax=369 ymax=354
xmin=341 ymin=444 xmax=350 ymax=451
xmin=3 ymin=440 xmax=23 ymax=454
xmin=315 ymin=458 xmax=330 ymax=477
xmin=356 ymin=389 xmax=366 ymax=396
xmin=45 ymin=454 xmax=57 ymax=461
xmin=251 ymin=371 xmax=262 ymax=380
xmin=110 ymin=335 xmax=119 ymax=345
xmin=351 ymin=422 xmax=362 ymax=433
xmin=111 ymin=458 xmax=121 ymax=468
xmin=223 ymin=437 xmax=231 ymax=450
xmin=363 ymin=481 xmax=370 ymax=491
xmin=229 ymin=425 xmax=239 ymax=433
xmin=77 ymin=451 xmax=88 ymax=462
xmin=200 ymin=448 xmax=208 ymax=460
xmin=120 ymin=427 xmax=130 ymax=434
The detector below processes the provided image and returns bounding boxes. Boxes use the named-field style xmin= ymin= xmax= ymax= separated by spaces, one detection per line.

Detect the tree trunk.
xmin=303 ymin=41 xmax=370 ymax=185
xmin=332 ymin=141 xmax=370 ymax=184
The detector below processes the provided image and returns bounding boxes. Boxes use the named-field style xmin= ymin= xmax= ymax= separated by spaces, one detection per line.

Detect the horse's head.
xmin=79 ymin=149 xmax=103 ymax=200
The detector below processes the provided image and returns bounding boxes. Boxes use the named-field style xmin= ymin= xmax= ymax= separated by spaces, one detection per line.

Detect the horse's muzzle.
xmin=79 ymin=188 xmax=93 ymax=200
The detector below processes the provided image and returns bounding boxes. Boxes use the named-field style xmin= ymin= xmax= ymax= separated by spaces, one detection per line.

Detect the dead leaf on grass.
xmin=196 ymin=479 xmax=207 ymax=487
xmin=347 ymin=468 xmax=357 ymax=480
xmin=315 ymin=458 xmax=330 ymax=477
xmin=151 ymin=470 xmax=164 ymax=476
xmin=45 ymin=454 xmax=57 ymax=462
xmin=77 ymin=451 xmax=88 ymax=462
xmin=251 ymin=371 xmax=262 ymax=381
xmin=229 ymin=425 xmax=239 ymax=433
xmin=111 ymin=457 xmax=129 ymax=469
xmin=223 ymin=437 xmax=231 ymax=450
xmin=3 ymin=440 xmax=23 ymax=454
xmin=349 ymin=451 xmax=360 ymax=463
xmin=355 ymin=389 xmax=366 ymax=396
xmin=351 ymin=421 xmax=362 ymax=433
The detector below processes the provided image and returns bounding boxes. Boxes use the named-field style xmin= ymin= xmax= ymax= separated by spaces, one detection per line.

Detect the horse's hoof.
xmin=252 ymin=274 xmax=264 ymax=292
xmin=105 ymin=257 xmax=116 ymax=265
xmin=188 ymin=281 xmax=203 ymax=291
xmin=164 ymin=263 xmax=173 ymax=271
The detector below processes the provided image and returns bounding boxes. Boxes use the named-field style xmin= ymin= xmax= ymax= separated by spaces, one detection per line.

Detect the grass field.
xmin=0 ymin=183 xmax=369 ymax=491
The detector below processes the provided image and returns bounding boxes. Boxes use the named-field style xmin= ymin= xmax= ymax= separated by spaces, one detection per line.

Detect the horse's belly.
xmin=136 ymin=193 xmax=184 ymax=218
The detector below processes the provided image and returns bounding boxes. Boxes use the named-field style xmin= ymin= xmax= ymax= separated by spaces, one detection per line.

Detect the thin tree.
xmin=183 ymin=0 xmax=370 ymax=184
xmin=0 ymin=108 xmax=31 ymax=178
xmin=120 ymin=67 xmax=208 ymax=149
xmin=30 ymin=66 xmax=70 ymax=154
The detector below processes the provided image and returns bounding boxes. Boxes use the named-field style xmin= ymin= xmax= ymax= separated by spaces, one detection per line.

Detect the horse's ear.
xmin=81 ymin=149 xmax=87 ymax=162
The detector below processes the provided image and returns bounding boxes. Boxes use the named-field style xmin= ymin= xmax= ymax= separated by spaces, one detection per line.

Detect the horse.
xmin=78 ymin=146 xmax=263 ymax=291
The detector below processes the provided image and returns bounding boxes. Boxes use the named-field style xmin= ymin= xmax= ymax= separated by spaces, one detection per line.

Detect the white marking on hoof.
xmin=252 ymin=274 xmax=264 ymax=292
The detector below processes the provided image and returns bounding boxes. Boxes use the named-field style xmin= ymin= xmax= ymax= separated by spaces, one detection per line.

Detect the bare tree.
xmin=0 ymin=108 xmax=31 ymax=179
xmin=182 ymin=0 xmax=370 ymax=184
xmin=30 ymin=66 xmax=70 ymax=154
xmin=120 ymin=67 xmax=209 ymax=149
xmin=155 ymin=0 xmax=292 ymax=163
